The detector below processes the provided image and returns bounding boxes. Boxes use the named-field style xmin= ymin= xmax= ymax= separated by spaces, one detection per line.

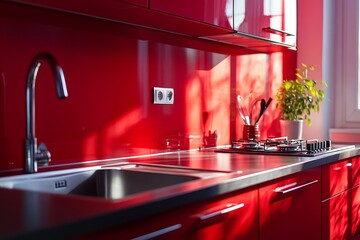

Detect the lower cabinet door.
xmin=352 ymin=185 xmax=360 ymax=237
xmin=75 ymin=212 xmax=185 ymax=240
xmin=322 ymin=186 xmax=360 ymax=239
xmin=259 ymin=167 xmax=321 ymax=240
xmin=186 ymin=189 xmax=258 ymax=240
xmin=75 ymin=188 xmax=258 ymax=240
xmin=322 ymin=190 xmax=350 ymax=239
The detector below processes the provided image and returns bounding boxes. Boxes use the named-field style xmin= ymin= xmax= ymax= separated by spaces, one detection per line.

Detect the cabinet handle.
xmin=132 ymin=224 xmax=181 ymax=240
xmin=262 ymin=27 xmax=295 ymax=36
xmin=198 ymin=203 xmax=245 ymax=221
xmin=274 ymin=180 xmax=319 ymax=194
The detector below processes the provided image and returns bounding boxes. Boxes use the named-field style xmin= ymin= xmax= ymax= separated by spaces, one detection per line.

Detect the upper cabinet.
xmin=120 ymin=0 xmax=148 ymax=7
xmin=10 ymin=0 xmax=233 ymax=37
xmin=150 ymin=0 xmax=234 ymax=31
xmin=11 ymin=0 xmax=296 ymax=51
xmin=199 ymin=0 xmax=297 ymax=51
xmin=234 ymin=0 xmax=297 ymax=47
xmin=150 ymin=0 xmax=297 ymax=48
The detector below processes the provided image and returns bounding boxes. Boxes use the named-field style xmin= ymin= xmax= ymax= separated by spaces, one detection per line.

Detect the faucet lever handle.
xmin=36 ymin=143 xmax=51 ymax=166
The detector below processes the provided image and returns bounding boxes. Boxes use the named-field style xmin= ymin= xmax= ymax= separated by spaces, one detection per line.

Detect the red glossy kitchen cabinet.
xmin=322 ymin=158 xmax=352 ymax=200
xmin=185 ymin=188 xmax=258 ymax=239
xmin=150 ymin=0 xmax=234 ymax=30
xmin=234 ymin=0 xmax=297 ymax=47
xmin=8 ymin=0 xmax=134 ymax=13
xmin=120 ymin=0 xmax=148 ymax=7
xmin=352 ymin=185 xmax=360 ymax=237
xmin=321 ymin=156 xmax=360 ymax=239
xmin=76 ymin=205 xmax=187 ymax=239
xmin=259 ymin=167 xmax=321 ymax=240
xmin=321 ymin=186 xmax=360 ymax=239
xmin=76 ymin=188 xmax=258 ymax=239
xmin=353 ymin=156 xmax=360 ymax=187
xmin=9 ymin=0 xmax=233 ymax=38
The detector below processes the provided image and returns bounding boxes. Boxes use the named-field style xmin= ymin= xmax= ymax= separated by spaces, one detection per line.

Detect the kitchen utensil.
xmin=255 ymin=97 xmax=273 ymax=124
xmin=237 ymin=94 xmax=250 ymax=125
xmin=236 ymin=95 xmax=246 ymax=124
xmin=254 ymin=99 xmax=266 ymax=124
xmin=265 ymin=97 xmax=273 ymax=109
xmin=248 ymin=91 xmax=253 ymax=122
xmin=250 ymin=98 xmax=262 ymax=125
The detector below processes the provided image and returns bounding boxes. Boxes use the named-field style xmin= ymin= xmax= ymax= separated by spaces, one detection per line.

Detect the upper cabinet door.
xmin=119 ymin=0 xmax=148 ymax=7
xmin=234 ymin=0 xmax=296 ymax=47
xmin=150 ymin=0 xmax=234 ymax=30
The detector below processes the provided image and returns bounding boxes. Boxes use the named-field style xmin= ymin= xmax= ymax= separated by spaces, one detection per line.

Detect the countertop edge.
xmin=2 ymin=146 xmax=360 ymax=239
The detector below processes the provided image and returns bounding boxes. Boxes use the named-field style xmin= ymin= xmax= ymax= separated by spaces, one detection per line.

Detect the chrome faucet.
xmin=25 ymin=53 xmax=68 ymax=173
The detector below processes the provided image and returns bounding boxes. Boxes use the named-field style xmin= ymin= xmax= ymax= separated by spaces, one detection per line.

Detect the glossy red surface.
xmin=150 ymin=0 xmax=233 ymax=30
xmin=322 ymin=190 xmax=351 ymax=239
xmin=0 ymin=2 xmax=292 ymax=173
xmin=121 ymin=0 xmax=148 ymax=7
xmin=321 ymin=187 xmax=360 ymax=239
xmin=353 ymin=156 xmax=360 ymax=187
xmin=0 ymin=147 xmax=358 ymax=239
xmin=259 ymin=167 xmax=321 ymax=240
xmin=321 ymin=156 xmax=360 ymax=239
xmin=187 ymin=189 xmax=258 ymax=240
xmin=234 ymin=0 xmax=297 ymax=46
xmin=352 ymin=186 xmax=360 ymax=237
xmin=79 ymin=188 xmax=258 ymax=240
xmin=13 ymin=0 xmax=233 ymax=37
xmin=322 ymin=158 xmax=351 ymax=200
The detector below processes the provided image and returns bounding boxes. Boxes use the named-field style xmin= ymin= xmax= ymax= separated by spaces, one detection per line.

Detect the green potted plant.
xmin=276 ymin=63 xmax=327 ymax=139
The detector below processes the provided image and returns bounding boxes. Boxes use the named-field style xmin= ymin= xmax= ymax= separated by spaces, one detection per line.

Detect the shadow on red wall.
xmin=0 ymin=2 xmax=293 ymax=174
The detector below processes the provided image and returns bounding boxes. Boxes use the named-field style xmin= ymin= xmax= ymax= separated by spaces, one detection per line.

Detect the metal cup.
xmin=243 ymin=125 xmax=260 ymax=141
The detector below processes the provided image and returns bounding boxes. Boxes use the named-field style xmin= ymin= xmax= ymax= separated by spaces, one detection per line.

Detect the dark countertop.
xmin=0 ymin=145 xmax=359 ymax=239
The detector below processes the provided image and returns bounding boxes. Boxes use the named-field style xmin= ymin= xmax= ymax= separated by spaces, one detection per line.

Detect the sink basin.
xmin=0 ymin=163 xmax=226 ymax=200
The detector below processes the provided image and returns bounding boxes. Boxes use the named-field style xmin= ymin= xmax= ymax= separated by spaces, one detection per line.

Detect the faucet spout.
xmin=25 ymin=53 xmax=68 ymax=173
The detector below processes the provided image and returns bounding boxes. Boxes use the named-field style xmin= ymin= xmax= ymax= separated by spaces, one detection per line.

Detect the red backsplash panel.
xmin=0 ymin=2 xmax=292 ymax=174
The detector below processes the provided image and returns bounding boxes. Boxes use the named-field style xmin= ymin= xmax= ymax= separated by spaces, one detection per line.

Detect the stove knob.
xmin=306 ymin=143 xmax=312 ymax=151
xmin=320 ymin=141 xmax=325 ymax=150
xmin=307 ymin=143 xmax=315 ymax=152
xmin=326 ymin=140 xmax=331 ymax=149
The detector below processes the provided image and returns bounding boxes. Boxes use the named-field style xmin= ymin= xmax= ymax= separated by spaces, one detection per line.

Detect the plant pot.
xmin=280 ymin=119 xmax=303 ymax=140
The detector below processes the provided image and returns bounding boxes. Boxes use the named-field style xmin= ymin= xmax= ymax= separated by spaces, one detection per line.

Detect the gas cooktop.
xmin=216 ymin=137 xmax=356 ymax=157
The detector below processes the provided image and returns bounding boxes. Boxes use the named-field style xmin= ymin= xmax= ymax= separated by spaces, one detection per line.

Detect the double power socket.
xmin=153 ymin=87 xmax=174 ymax=104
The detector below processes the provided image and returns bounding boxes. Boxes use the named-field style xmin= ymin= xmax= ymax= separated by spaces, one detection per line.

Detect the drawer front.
xmin=322 ymin=158 xmax=352 ymax=200
xmin=352 ymin=156 xmax=360 ymax=187
xmin=77 ymin=188 xmax=258 ymax=240
xmin=322 ymin=190 xmax=351 ymax=240
xmin=259 ymin=167 xmax=321 ymax=240
xmin=187 ymin=189 xmax=258 ymax=240
xmin=322 ymin=186 xmax=360 ymax=240
xmin=352 ymin=186 xmax=360 ymax=237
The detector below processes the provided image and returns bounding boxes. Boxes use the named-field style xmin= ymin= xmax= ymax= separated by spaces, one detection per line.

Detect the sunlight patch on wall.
xmin=185 ymin=55 xmax=231 ymax=146
xmin=82 ymin=108 xmax=143 ymax=160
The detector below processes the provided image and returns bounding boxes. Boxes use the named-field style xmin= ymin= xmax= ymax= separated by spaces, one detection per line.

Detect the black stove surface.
xmin=216 ymin=138 xmax=355 ymax=157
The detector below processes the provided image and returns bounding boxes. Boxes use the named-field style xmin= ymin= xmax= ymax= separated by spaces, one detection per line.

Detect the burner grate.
xmin=231 ymin=137 xmax=331 ymax=155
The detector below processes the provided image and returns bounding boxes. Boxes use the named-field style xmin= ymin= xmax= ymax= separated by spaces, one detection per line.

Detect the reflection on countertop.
xmin=0 ymin=145 xmax=359 ymax=239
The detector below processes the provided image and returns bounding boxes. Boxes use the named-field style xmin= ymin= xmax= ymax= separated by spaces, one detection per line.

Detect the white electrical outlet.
xmin=164 ymin=88 xmax=174 ymax=104
xmin=153 ymin=87 xmax=174 ymax=104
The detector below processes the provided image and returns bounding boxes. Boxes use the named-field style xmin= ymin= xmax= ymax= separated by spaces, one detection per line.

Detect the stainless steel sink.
xmin=0 ymin=163 xmax=226 ymax=200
